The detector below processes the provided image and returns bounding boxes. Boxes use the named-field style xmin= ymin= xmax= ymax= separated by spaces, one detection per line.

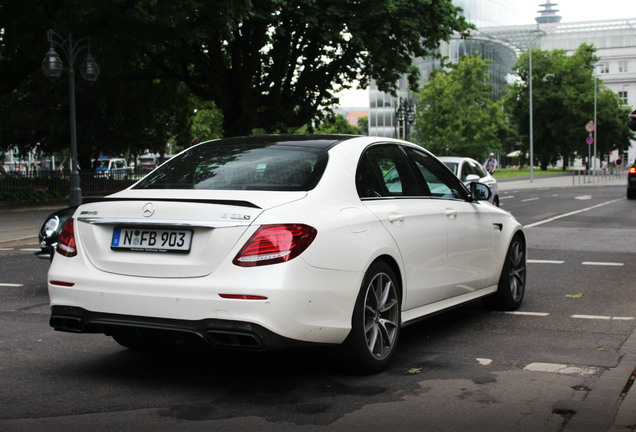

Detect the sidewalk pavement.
xmin=497 ymin=172 xmax=627 ymax=191
xmin=0 ymin=173 xmax=633 ymax=431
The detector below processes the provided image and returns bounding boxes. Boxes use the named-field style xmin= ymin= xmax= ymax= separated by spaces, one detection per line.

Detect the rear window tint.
xmin=134 ymin=142 xmax=327 ymax=191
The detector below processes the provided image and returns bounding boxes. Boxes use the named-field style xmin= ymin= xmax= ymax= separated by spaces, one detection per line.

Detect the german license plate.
xmin=111 ymin=227 xmax=192 ymax=253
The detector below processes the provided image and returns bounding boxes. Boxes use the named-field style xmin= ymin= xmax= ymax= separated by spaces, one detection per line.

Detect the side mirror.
xmin=465 ymin=174 xmax=480 ymax=182
xmin=470 ymin=182 xmax=492 ymax=202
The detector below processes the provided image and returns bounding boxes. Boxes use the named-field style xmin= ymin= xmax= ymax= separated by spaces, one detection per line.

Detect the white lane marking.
xmin=581 ymin=261 xmax=624 ymax=267
xmin=524 ymin=363 xmax=597 ymax=375
xmin=575 ymin=195 xmax=592 ymax=200
xmin=503 ymin=311 xmax=550 ymax=317
xmin=477 ymin=358 xmax=492 ymax=366
xmin=0 ymin=248 xmax=14 ymax=251
xmin=525 ymin=198 xmax=622 ymax=228
xmin=20 ymin=248 xmax=40 ymax=252
xmin=528 ymin=259 xmax=564 ymax=264
xmin=0 ymin=283 xmax=23 ymax=287
xmin=572 ymin=314 xmax=611 ymax=320
xmin=500 ymin=196 xmax=514 ymax=200
xmin=572 ymin=315 xmax=635 ymax=320
xmin=522 ymin=197 xmax=539 ymax=202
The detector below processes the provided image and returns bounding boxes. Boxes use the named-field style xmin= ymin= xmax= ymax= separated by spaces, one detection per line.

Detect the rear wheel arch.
xmin=371 ymin=255 xmax=403 ymax=301
xmin=341 ymin=257 xmax=403 ymax=373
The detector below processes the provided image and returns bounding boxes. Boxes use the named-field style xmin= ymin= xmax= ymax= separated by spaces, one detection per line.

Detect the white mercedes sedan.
xmin=48 ymin=135 xmax=526 ymax=373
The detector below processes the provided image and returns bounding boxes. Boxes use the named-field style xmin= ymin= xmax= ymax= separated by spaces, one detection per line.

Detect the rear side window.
xmin=356 ymin=144 xmax=422 ymax=198
xmin=134 ymin=143 xmax=327 ymax=191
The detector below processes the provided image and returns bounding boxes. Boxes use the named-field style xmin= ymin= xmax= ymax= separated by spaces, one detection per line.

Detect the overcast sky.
xmin=512 ymin=0 xmax=634 ymax=25
xmin=338 ymin=0 xmax=635 ymax=107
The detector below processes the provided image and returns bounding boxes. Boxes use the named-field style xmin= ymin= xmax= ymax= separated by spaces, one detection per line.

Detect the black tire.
xmin=341 ymin=261 xmax=401 ymax=374
xmin=484 ymin=234 xmax=526 ymax=311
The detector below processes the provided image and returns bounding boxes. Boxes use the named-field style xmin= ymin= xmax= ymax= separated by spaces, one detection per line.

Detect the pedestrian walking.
xmin=484 ymin=153 xmax=498 ymax=174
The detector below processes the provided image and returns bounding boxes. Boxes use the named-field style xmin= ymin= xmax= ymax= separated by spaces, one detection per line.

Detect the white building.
xmin=483 ymin=15 xmax=636 ymax=163
xmin=366 ymin=1 xmax=636 ymax=163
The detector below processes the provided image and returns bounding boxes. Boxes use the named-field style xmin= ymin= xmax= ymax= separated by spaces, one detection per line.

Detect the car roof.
xmin=197 ymin=134 xmax=360 ymax=151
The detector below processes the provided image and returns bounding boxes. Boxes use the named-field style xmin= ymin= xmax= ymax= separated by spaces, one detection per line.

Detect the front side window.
xmin=404 ymin=148 xmax=468 ymax=200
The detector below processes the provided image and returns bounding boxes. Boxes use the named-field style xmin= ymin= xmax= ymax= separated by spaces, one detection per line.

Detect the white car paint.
xmin=439 ymin=156 xmax=500 ymax=206
xmin=47 ymin=135 xmax=525 ymax=372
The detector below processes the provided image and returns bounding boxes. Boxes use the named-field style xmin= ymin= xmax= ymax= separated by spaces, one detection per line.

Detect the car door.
xmin=356 ymin=144 xmax=448 ymax=310
xmin=404 ymin=148 xmax=496 ymax=300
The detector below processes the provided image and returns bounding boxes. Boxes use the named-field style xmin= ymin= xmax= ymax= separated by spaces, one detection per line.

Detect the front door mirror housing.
xmin=470 ymin=182 xmax=492 ymax=202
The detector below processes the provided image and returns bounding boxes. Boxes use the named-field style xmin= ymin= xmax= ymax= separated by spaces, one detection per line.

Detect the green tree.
xmin=79 ymin=0 xmax=471 ymax=137
xmin=1 ymin=0 xmax=470 ymax=159
xmin=314 ymin=114 xmax=362 ymax=134
xmin=0 ymin=0 xmax=195 ymax=165
xmin=504 ymin=43 xmax=633 ymax=170
xmin=357 ymin=116 xmax=369 ymax=136
xmin=412 ymin=54 xmax=508 ymax=159
xmin=593 ymin=86 xmax=635 ymax=162
xmin=190 ymin=101 xmax=224 ymax=144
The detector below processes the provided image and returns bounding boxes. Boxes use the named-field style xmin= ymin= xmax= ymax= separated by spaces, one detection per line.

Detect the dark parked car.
xmin=36 ymin=207 xmax=76 ymax=260
xmin=628 ymin=162 xmax=636 ymax=200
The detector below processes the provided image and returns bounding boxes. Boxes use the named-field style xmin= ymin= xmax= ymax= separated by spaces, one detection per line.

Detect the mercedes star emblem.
xmin=142 ymin=202 xmax=155 ymax=218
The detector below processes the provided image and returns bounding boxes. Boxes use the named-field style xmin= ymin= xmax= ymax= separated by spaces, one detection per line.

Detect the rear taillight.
xmin=56 ymin=219 xmax=77 ymax=257
xmin=233 ymin=224 xmax=317 ymax=267
xmin=629 ymin=167 xmax=636 ymax=174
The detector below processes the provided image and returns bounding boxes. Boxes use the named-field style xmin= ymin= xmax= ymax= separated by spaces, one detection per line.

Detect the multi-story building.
xmin=483 ymin=12 xmax=636 ymax=163
xmin=365 ymin=1 xmax=636 ymax=162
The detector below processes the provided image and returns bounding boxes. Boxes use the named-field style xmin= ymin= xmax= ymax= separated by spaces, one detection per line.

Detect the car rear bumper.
xmin=50 ymin=305 xmax=322 ymax=350
xmin=47 ymin=256 xmax=361 ymax=345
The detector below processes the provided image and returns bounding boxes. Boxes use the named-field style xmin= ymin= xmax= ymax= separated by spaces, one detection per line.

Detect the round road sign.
xmin=585 ymin=121 xmax=595 ymax=132
xmin=586 ymin=136 xmax=594 ymax=144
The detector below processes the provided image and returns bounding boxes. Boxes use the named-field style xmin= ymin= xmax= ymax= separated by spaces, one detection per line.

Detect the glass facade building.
xmin=368 ymin=0 xmax=525 ymax=138
xmin=368 ymin=0 xmax=636 ymax=164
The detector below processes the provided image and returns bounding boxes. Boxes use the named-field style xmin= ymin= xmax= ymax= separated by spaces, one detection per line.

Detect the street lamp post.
xmin=42 ymin=30 xmax=99 ymax=207
xmin=528 ymin=28 xmax=545 ymax=183
xmin=529 ymin=44 xmax=534 ymax=183
xmin=395 ymin=98 xmax=416 ymax=141
xmin=594 ymin=76 xmax=597 ymax=175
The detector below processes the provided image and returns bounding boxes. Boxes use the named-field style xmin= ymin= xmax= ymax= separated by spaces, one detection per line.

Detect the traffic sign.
xmin=585 ymin=121 xmax=595 ymax=132
xmin=586 ymin=136 xmax=594 ymax=144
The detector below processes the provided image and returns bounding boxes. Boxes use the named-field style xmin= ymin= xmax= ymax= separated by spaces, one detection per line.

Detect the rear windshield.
xmin=133 ymin=142 xmax=328 ymax=191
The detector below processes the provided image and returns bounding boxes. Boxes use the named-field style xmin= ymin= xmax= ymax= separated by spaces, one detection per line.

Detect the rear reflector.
xmin=219 ymin=294 xmax=268 ymax=300
xmin=50 ymin=280 xmax=75 ymax=287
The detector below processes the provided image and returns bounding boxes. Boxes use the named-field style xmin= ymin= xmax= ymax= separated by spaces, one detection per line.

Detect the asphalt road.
xmin=1 ymin=181 xmax=635 ymax=432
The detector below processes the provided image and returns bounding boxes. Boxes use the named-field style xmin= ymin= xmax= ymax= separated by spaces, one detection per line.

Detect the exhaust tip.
xmin=50 ymin=315 xmax=83 ymax=332
xmin=207 ymin=330 xmax=262 ymax=348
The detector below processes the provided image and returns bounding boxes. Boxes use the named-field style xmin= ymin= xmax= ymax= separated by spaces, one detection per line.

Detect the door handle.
xmin=388 ymin=213 xmax=404 ymax=224
xmin=445 ymin=209 xmax=457 ymax=219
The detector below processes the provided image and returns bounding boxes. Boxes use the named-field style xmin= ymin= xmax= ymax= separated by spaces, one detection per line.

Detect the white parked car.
xmin=48 ymin=135 xmax=525 ymax=373
xmin=439 ymin=156 xmax=500 ymax=206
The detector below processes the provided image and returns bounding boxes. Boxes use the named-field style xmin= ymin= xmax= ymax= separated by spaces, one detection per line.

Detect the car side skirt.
xmin=401 ymin=285 xmax=498 ymax=326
